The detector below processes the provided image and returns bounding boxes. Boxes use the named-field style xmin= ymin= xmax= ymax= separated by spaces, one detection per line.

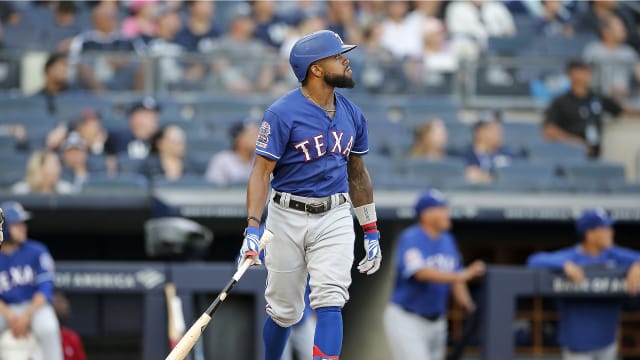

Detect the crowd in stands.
xmin=0 ymin=0 xmax=639 ymax=195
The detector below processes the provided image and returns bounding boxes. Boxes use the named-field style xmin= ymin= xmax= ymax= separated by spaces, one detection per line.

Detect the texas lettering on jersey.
xmin=293 ymin=130 xmax=354 ymax=161
xmin=0 ymin=265 xmax=35 ymax=293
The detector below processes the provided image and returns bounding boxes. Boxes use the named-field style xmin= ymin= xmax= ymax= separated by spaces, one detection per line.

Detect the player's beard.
xmin=324 ymin=72 xmax=355 ymax=88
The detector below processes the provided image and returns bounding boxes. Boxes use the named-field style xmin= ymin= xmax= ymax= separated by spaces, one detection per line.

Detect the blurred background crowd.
xmin=0 ymin=0 xmax=639 ymax=196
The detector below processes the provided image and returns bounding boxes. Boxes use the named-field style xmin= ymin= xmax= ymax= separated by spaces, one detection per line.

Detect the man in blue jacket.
xmin=527 ymin=208 xmax=640 ymax=360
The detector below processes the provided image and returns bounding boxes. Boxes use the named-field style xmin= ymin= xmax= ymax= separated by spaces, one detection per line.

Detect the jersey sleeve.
xmin=349 ymin=108 xmax=369 ymax=156
xmin=601 ymin=96 xmax=623 ymax=117
xmin=609 ymin=246 xmax=640 ymax=269
xmin=397 ymin=232 xmax=425 ymax=279
xmin=543 ymin=98 xmax=561 ymax=126
xmin=526 ymin=248 xmax=574 ymax=271
xmin=255 ymin=110 xmax=290 ymax=160
xmin=34 ymin=249 xmax=55 ymax=303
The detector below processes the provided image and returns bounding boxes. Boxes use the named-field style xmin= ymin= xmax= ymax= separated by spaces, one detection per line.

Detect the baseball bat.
xmin=165 ymin=229 xmax=274 ymax=360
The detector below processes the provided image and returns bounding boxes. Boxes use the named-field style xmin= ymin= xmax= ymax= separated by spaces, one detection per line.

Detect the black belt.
xmin=273 ymin=192 xmax=347 ymax=214
xmin=400 ymin=305 xmax=442 ymax=321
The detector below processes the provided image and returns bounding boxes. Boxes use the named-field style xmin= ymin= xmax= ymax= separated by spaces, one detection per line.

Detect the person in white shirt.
xmin=379 ymin=0 xmax=423 ymax=59
xmin=445 ymin=0 xmax=516 ymax=60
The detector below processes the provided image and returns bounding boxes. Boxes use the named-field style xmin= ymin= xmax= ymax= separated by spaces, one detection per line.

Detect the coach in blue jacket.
xmin=527 ymin=208 xmax=640 ymax=360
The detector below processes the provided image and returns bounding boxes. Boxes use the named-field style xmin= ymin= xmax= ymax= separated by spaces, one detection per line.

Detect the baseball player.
xmin=0 ymin=201 xmax=63 ymax=360
xmin=237 ymin=30 xmax=381 ymax=360
xmin=527 ymin=209 xmax=640 ymax=360
xmin=384 ymin=189 xmax=485 ymax=360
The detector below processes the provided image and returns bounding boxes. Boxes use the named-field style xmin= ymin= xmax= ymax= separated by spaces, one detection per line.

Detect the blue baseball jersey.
xmin=0 ymin=240 xmax=55 ymax=304
xmin=527 ymin=245 xmax=640 ymax=351
xmin=390 ymin=225 xmax=462 ymax=317
xmin=255 ymin=88 xmax=369 ymax=197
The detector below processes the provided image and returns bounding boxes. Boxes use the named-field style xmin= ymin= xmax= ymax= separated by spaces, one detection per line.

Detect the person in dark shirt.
xmin=68 ymin=0 xmax=147 ymax=92
xmin=543 ymin=59 xmax=640 ymax=157
xmin=574 ymin=0 xmax=640 ymax=54
xmin=104 ymin=96 xmax=160 ymax=173
xmin=174 ymin=0 xmax=221 ymax=53
xmin=38 ymin=53 xmax=71 ymax=115
xmin=250 ymin=0 xmax=293 ymax=49
xmin=463 ymin=110 xmax=522 ymax=184
xmin=142 ymin=124 xmax=197 ymax=182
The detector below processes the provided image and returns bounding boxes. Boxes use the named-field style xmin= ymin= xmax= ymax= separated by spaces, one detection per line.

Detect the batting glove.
xmin=237 ymin=226 xmax=261 ymax=268
xmin=358 ymin=231 xmax=381 ymax=275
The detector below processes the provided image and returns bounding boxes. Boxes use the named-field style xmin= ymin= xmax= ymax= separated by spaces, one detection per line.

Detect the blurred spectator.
xmin=0 ymin=201 xmax=63 ymax=360
xmin=11 ymin=151 xmax=75 ymax=195
xmin=121 ymin=0 xmax=158 ymax=38
xmin=206 ymin=6 xmax=276 ymax=94
xmin=52 ymin=291 xmax=87 ymax=360
xmin=407 ymin=18 xmax=457 ymax=90
xmin=71 ymin=109 xmax=107 ymax=156
xmin=445 ymin=0 xmax=516 ymax=60
xmin=205 ymin=121 xmax=258 ymax=187
xmin=543 ymin=60 xmax=640 ymax=157
xmin=575 ymin=0 xmax=640 ymax=53
xmin=250 ymin=0 xmax=292 ymax=49
xmin=104 ymin=96 xmax=160 ymax=172
xmin=142 ymin=124 xmax=197 ymax=182
xmin=37 ymin=52 xmax=71 ymax=115
xmin=409 ymin=118 xmax=448 ymax=160
xmin=174 ymin=0 xmax=221 ymax=53
xmin=406 ymin=0 xmax=445 ymax=23
xmin=60 ymin=132 xmax=90 ymax=192
xmin=326 ymin=1 xmax=363 ymax=44
xmin=464 ymin=111 xmax=522 ymax=184
xmin=355 ymin=1 xmax=387 ymax=30
xmin=534 ymin=0 xmax=574 ymax=37
xmin=143 ymin=5 xmax=186 ymax=88
xmin=379 ymin=0 xmax=423 ymax=59
xmin=583 ymin=15 xmax=640 ymax=99
xmin=356 ymin=23 xmax=406 ymax=94
xmin=68 ymin=0 xmax=147 ymax=92
xmin=44 ymin=1 xmax=83 ymax=52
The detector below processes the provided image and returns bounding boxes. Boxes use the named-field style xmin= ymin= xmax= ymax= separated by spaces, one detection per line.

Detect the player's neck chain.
xmin=301 ymin=88 xmax=336 ymax=113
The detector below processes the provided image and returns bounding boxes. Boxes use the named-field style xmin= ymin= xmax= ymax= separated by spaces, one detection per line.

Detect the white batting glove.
xmin=358 ymin=231 xmax=381 ymax=275
xmin=237 ymin=226 xmax=261 ymax=268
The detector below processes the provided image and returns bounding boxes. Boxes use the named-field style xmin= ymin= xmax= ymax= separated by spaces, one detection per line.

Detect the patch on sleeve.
xmin=256 ymin=121 xmax=271 ymax=149
xmin=404 ymin=247 xmax=424 ymax=275
xmin=39 ymin=253 xmax=55 ymax=273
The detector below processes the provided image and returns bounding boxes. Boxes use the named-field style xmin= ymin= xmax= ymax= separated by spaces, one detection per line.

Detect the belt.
xmin=272 ymin=192 xmax=347 ymax=214
xmin=400 ymin=305 xmax=442 ymax=321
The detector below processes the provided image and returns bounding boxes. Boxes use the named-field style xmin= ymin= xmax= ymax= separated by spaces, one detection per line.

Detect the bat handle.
xmin=165 ymin=313 xmax=212 ymax=360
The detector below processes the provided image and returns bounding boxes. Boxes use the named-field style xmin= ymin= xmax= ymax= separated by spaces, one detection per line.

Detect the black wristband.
xmin=247 ymin=216 xmax=261 ymax=225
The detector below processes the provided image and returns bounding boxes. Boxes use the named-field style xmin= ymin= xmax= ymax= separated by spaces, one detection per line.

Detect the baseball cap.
xmin=576 ymin=208 xmax=614 ymax=234
xmin=128 ymin=96 xmax=161 ymax=115
xmin=0 ymin=201 xmax=31 ymax=226
xmin=63 ymin=131 xmax=87 ymax=151
xmin=414 ymin=189 xmax=448 ymax=217
xmin=473 ymin=110 xmax=502 ymax=131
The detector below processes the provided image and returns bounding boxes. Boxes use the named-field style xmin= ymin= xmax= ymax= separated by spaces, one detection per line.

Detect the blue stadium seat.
xmin=82 ymin=174 xmax=148 ymax=194
xmin=151 ymin=174 xmax=213 ymax=189
xmin=87 ymin=155 xmax=108 ymax=173
xmin=488 ymin=34 xmax=535 ymax=57
xmin=495 ymin=162 xmax=558 ymax=191
xmin=117 ymin=155 xmax=145 ymax=174
xmin=402 ymin=158 xmax=466 ymax=188
xmin=527 ymin=141 xmax=587 ymax=162
xmin=561 ymin=161 xmax=626 ymax=183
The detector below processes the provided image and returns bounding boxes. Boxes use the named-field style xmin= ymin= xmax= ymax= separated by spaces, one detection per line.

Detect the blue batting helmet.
xmin=289 ymin=30 xmax=357 ymax=83
xmin=1 ymin=201 xmax=31 ymax=240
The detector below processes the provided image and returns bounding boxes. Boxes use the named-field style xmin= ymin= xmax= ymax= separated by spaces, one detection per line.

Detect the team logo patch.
xmin=257 ymin=121 xmax=270 ymax=149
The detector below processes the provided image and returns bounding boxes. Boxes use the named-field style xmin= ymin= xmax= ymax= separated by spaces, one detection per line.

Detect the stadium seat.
xmin=402 ymin=158 xmax=466 ymax=188
xmin=151 ymin=175 xmax=213 ymax=190
xmin=561 ymin=161 xmax=626 ymax=183
xmin=82 ymin=174 xmax=148 ymax=194
xmin=117 ymin=155 xmax=145 ymax=174
xmin=495 ymin=162 xmax=558 ymax=191
xmin=87 ymin=155 xmax=108 ymax=173
xmin=527 ymin=141 xmax=587 ymax=162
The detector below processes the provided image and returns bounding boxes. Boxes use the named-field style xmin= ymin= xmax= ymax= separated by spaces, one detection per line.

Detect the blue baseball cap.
xmin=576 ymin=208 xmax=614 ymax=234
xmin=289 ymin=30 xmax=357 ymax=82
xmin=414 ymin=189 xmax=448 ymax=217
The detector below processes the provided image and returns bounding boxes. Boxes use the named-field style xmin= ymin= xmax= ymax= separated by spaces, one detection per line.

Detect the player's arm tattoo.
xmin=347 ymin=155 xmax=374 ymax=207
